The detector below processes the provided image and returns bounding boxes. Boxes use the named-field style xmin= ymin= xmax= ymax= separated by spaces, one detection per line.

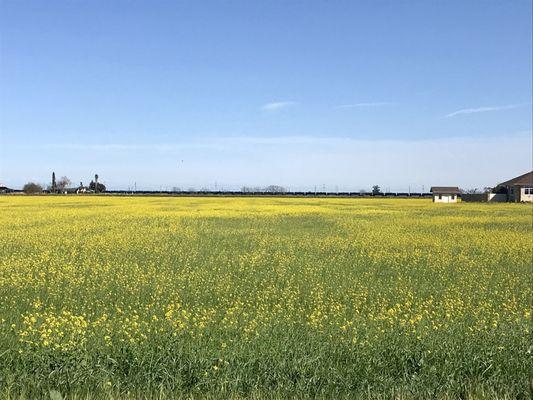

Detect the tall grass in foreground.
xmin=0 ymin=197 xmax=531 ymax=398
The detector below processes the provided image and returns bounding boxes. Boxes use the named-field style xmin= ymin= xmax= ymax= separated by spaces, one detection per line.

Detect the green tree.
xmin=23 ymin=182 xmax=43 ymax=194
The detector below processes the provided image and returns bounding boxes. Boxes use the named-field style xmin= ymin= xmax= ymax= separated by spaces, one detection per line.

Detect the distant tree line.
xmin=23 ymin=178 xmax=489 ymax=196
xmin=241 ymin=185 xmax=287 ymax=193
xmin=23 ymin=172 xmax=106 ymax=194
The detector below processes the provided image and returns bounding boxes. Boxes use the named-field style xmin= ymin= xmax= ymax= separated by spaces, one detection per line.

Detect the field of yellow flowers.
xmin=0 ymin=196 xmax=531 ymax=398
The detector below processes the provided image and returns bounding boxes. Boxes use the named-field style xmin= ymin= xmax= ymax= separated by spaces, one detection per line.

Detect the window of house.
xmin=451 ymin=195 xmax=455 ymax=200
xmin=525 ymin=187 xmax=533 ymax=195
xmin=438 ymin=194 xmax=442 ymax=200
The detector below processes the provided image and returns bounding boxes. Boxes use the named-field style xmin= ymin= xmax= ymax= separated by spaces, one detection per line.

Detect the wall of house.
xmin=461 ymin=193 xmax=509 ymax=203
xmin=507 ymin=185 xmax=517 ymax=201
xmin=433 ymin=194 xmax=457 ymax=203
xmin=519 ymin=187 xmax=533 ymax=203
xmin=487 ymin=193 xmax=507 ymax=202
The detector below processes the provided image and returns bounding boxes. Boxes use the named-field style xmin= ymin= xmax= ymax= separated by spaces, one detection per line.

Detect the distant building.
xmin=76 ymin=182 xmax=92 ymax=194
xmin=430 ymin=187 xmax=460 ymax=203
xmin=495 ymin=171 xmax=533 ymax=203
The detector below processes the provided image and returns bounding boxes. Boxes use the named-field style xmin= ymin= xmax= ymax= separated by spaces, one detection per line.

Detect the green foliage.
xmin=22 ymin=182 xmax=43 ymax=194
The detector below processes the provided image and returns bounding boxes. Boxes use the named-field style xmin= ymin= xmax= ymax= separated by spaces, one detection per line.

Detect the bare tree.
xmin=461 ymin=188 xmax=481 ymax=194
xmin=264 ymin=185 xmax=286 ymax=193
xmin=57 ymin=176 xmax=71 ymax=192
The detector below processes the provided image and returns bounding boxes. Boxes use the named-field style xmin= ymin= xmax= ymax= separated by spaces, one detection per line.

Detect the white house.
xmin=430 ymin=187 xmax=460 ymax=203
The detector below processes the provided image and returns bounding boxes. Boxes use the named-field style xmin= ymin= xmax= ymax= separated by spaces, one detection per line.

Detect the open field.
xmin=0 ymin=196 xmax=531 ymax=399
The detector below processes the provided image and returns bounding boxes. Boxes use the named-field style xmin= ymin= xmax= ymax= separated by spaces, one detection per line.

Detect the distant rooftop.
xmin=498 ymin=171 xmax=533 ymax=187
xmin=430 ymin=186 xmax=461 ymax=194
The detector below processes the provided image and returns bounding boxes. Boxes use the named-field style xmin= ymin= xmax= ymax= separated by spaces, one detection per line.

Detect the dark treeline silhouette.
xmin=103 ymin=189 xmax=434 ymax=198
xmin=16 ymin=172 xmax=107 ymax=195
xmin=8 ymin=173 xmax=436 ymax=197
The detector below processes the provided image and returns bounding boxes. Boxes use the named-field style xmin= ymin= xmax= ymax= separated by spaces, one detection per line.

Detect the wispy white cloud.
xmin=336 ymin=102 xmax=393 ymax=108
xmin=43 ymin=131 xmax=532 ymax=151
xmin=260 ymin=101 xmax=297 ymax=111
xmin=445 ymin=103 xmax=528 ymax=118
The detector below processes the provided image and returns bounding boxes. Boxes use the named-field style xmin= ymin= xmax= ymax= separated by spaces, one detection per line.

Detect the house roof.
xmin=498 ymin=171 xmax=533 ymax=187
xmin=430 ymin=186 xmax=461 ymax=194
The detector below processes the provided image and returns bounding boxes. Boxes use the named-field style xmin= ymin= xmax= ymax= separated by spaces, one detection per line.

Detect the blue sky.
xmin=1 ymin=0 xmax=531 ymax=191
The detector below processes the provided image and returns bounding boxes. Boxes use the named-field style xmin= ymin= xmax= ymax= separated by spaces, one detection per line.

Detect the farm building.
xmin=494 ymin=171 xmax=533 ymax=203
xmin=0 ymin=183 xmax=12 ymax=193
xmin=430 ymin=187 xmax=460 ymax=203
